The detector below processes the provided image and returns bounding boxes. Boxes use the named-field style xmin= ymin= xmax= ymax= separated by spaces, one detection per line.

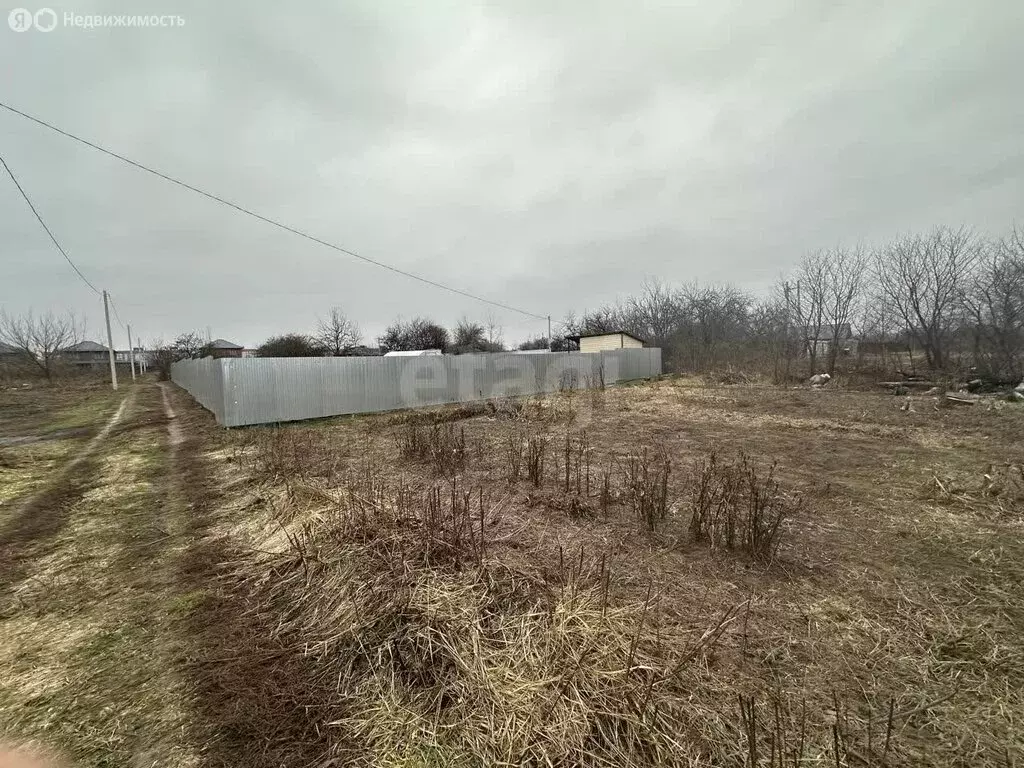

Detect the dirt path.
xmin=159 ymin=381 xmax=184 ymax=447
xmin=0 ymin=382 xmax=218 ymax=767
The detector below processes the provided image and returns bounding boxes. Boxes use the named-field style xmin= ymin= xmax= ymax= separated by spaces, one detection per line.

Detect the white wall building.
xmin=569 ymin=331 xmax=645 ymax=354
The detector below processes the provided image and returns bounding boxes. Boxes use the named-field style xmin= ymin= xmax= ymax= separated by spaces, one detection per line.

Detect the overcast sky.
xmin=1 ymin=0 xmax=1021 ymax=348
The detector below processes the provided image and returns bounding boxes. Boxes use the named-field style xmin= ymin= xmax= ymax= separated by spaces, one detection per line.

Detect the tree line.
xmin=253 ymin=312 xmax=508 ymax=357
xmin=559 ymin=225 xmax=1023 ymax=381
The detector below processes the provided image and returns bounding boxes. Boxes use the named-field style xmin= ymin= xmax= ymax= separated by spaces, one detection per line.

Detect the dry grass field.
xmin=0 ymin=376 xmax=1021 ymax=767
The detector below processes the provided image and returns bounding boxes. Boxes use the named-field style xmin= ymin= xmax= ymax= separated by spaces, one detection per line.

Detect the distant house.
xmin=62 ymin=340 xmax=110 ymax=368
xmin=800 ymin=323 xmax=856 ymax=357
xmin=566 ymin=331 xmax=645 ymax=354
xmin=114 ymin=348 xmax=153 ymax=371
xmin=382 ymin=349 xmax=443 ymax=357
xmin=207 ymin=339 xmax=244 ymax=359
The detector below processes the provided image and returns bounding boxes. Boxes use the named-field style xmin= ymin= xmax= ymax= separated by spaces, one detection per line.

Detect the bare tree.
xmin=749 ymin=294 xmax=789 ymax=381
xmin=965 ymin=228 xmax=1024 ymax=380
xmin=257 ymin=333 xmax=324 ymax=357
xmin=150 ymin=331 xmax=210 ymax=380
xmin=484 ymin=312 xmax=504 ymax=350
xmin=451 ymin=317 xmax=503 ymax=354
xmin=175 ymin=331 xmax=208 ymax=360
xmin=626 ymin=279 xmax=684 ymax=347
xmin=791 ymin=253 xmax=829 ymax=375
xmin=378 ymin=317 xmax=449 ymax=353
xmin=821 ymin=246 xmax=868 ymax=374
xmin=452 ymin=318 xmax=488 ymax=354
xmin=875 ymin=226 xmax=980 ymax=370
xmin=315 ymin=307 xmax=361 ymax=356
xmin=0 ymin=309 xmax=82 ymax=380
xmin=678 ymin=282 xmax=751 ymax=370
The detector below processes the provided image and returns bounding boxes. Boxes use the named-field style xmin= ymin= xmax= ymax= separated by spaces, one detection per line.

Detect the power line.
xmin=3 ymin=151 xmax=131 ymax=346
xmin=107 ymin=293 xmax=127 ymax=331
xmin=0 ymin=101 xmax=549 ymax=322
xmin=0 ymin=152 xmax=101 ymax=296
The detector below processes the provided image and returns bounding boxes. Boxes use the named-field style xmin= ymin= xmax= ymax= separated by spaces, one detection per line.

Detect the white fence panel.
xmin=172 ymin=348 xmax=661 ymax=427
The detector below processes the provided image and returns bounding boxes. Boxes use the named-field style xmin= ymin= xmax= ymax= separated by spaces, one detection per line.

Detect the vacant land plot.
xmin=0 ymin=378 xmax=1021 ymax=767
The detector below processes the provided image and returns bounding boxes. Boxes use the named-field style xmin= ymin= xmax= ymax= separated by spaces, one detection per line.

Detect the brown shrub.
xmin=623 ymin=446 xmax=671 ymax=532
xmin=688 ymin=451 xmax=799 ymax=561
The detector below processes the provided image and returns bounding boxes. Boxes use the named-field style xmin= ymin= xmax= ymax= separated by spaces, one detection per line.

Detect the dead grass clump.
xmin=623 ymin=446 xmax=671 ymax=532
xmin=398 ymin=422 xmax=467 ymax=475
xmin=324 ymin=471 xmax=493 ymax=570
xmin=242 ymin=427 xmax=340 ymax=485
xmin=392 ymin=402 xmax=490 ymax=426
xmin=488 ymin=396 xmax=527 ymax=420
xmin=546 ymin=493 xmax=595 ymax=520
xmin=689 ymin=451 xmax=798 ymax=561
xmin=926 ymin=462 xmax=1024 ymax=519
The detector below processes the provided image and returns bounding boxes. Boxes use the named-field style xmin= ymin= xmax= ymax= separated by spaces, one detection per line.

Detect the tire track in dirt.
xmin=0 ymin=384 xmax=204 ymax=766
xmin=0 ymin=393 xmax=131 ymax=593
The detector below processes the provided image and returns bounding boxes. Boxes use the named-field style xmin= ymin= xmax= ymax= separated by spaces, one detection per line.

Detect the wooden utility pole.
xmin=102 ymin=290 xmax=118 ymax=390
xmin=547 ymin=315 xmax=552 ymax=352
xmin=127 ymin=323 xmax=137 ymax=381
xmin=783 ymin=282 xmax=792 ymax=381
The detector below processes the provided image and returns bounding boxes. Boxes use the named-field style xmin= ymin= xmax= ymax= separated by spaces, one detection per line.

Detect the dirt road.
xmin=0 ymin=381 xmax=222 ymax=768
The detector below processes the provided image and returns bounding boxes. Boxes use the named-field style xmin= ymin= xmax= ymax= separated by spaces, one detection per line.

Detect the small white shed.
xmin=382 ymin=349 xmax=443 ymax=357
xmin=569 ymin=331 xmax=645 ymax=353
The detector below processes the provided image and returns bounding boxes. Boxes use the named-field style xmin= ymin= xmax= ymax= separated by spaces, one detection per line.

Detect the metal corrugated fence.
xmin=171 ymin=348 xmax=661 ymax=427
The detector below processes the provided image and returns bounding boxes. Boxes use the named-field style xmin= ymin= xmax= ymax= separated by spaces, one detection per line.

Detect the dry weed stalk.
xmin=738 ymin=692 xmax=900 ymax=768
xmin=562 ymin=429 xmax=591 ymax=495
xmin=398 ymin=421 xmax=468 ymax=476
xmin=504 ymin=427 xmax=525 ymax=483
xmin=689 ymin=451 xmax=798 ymax=561
xmin=526 ymin=434 xmax=548 ymax=487
xmin=623 ymin=446 xmax=671 ymax=532
xmin=244 ymin=427 xmax=341 ymax=485
xmin=598 ymin=460 xmax=616 ymax=515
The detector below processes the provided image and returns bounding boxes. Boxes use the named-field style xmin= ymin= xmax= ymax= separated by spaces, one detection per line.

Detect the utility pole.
xmin=783 ymin=282 xmax=792 ymax=381
xmin=547 ymin=315 xmax=552 ymax=352
xmin=102 ymin=290 xmax=118 ymax=391
xmin=127 ymin=323 xmax=137 ymax=381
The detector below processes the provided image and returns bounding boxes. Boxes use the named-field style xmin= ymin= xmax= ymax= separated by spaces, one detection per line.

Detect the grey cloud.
xmin=1 ymin=0 xmax=1021 ymax=348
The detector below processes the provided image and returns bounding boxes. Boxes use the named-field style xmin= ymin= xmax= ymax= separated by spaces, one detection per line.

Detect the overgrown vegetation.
xmin=688 ymin=451 xmax=798 ymax=561
xmin=398 ymin=420 xmax=468 ymax=475
xmin=205 ymin=382 xmax=1024 ymax=767
xmin=4 ymin=380 xmax=1023 ymax=767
